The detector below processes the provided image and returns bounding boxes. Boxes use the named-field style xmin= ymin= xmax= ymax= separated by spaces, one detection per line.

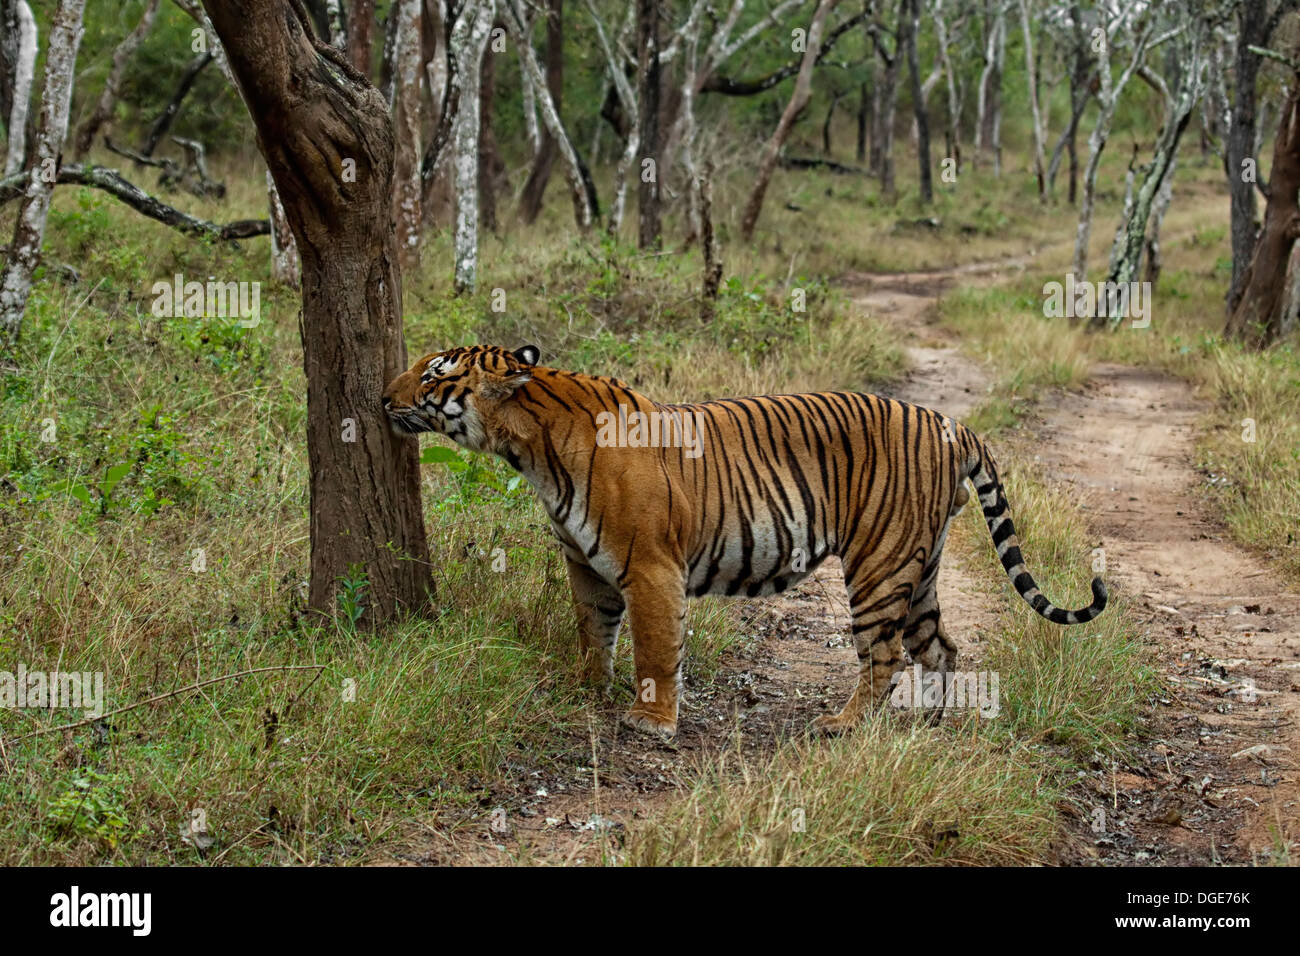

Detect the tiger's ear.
xmin=513 ymin=344 xmax=540 ymax=367
xmin=478 ymin=368 xmax=532 ymax=400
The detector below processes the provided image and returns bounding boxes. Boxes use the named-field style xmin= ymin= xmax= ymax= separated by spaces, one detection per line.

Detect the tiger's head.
xmin=382 ymin=344 xmax=540 ymax=452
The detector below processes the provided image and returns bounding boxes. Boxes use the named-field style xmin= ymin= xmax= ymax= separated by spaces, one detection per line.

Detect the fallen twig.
xmin=7 ymin=664 xmax=326 ymax=741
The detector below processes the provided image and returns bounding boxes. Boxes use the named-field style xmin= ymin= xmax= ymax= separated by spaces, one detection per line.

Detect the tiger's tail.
xmin=965 ymin=436 xmax=1107 ymax=625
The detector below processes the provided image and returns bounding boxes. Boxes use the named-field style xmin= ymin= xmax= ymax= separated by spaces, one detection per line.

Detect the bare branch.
xmin=0 ymin=164 xmax=269 ymax=240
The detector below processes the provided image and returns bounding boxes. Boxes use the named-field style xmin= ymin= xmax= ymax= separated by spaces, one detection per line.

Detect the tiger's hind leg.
xmin=564 ymin=556 xmax=625 ymax=691
xmin=899 ymin=570 xmax=959 ymax=725
xmin=899 ymin=498 xmax=966 ymax=723
xmin=813 ymin=562 xmax=919 ymax=736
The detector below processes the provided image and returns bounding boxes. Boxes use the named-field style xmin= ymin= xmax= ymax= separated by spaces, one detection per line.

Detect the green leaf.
xmin=100 ymin=463 xmax=132 ymax=500
xmin=420 ymin=446 xmax=461 ymax=465
xmin=66 ymin=482 xmax=92 ymax=506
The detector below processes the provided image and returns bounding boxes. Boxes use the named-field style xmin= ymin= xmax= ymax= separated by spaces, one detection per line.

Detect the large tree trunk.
xmin=1227 ymin=76 xmax=1300 ymax=348
xmin=740 ymin=0 xmax=840 ymax=240
xmin=636 ymin=0 xmax=661 ymax=248
xmin=450 ymin=0 xmax=496 ymax=292
xmin=199 ymin=0 xmax=432 ymax=622
xmin=1226 ymin=0 xmax=1275 ymax=314
xmin=2 ymin=0 xmax=37 ymax=177
xmin=902 ymin=0 xmax=931 ymax=203
xmin=0 ymin=0 xmax=84 ymax=347
xmin=516 ymin=0 xmax=562 ymax=225
xmin=73 ymin=0 xmax=162 ymax=159
xmin=390 ymin=0 xmax=423 ymax=272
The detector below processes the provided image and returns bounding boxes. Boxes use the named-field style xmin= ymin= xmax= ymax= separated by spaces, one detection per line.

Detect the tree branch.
xmin=702 ymin=9 xmax=870 ymax=95
xmin=0 ymin=164 xmax=268 ymax=239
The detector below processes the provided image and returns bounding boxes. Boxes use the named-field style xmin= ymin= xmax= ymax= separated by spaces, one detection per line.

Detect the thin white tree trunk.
xmin=1072 ymin=15 xmax=1159 ymax=278
xmin=975 ymin=4 xmax=1004 ymax=170
xmin=451 ymin=0 xmax=496 ymax=293
xmin=740 ymin=0 xmax=840 ymax=240
xmin=521 ymin=68 xmax=541 ymax=158
xmin=933 ymin=0 xmax=962 ymax=166
xmin=73 ymin=0 xmax=161 ymax=159
xmin=585 ymin=0 xmax=637 ymax=233
xmin=3 ymin=0 xmax=37 ymax=177
xmin=267 ymin=170 xmax=300 ymax=286
xmin=326 ymin=0 xmax=347 ymax=48
xmin=677 ymin=5 xmax=707 ymax=241
xmin=517 ymin=4 xmax=541 ymax=157
xmin=0 ymin=0 xmax=85 ymax=344
xmin=504 ymin=0 xmax=592 ymax=229
xmin=390 ymin=0 xmax=423 ymax=272
xmin=1018 ymin=0 xmax=1046 ymax=197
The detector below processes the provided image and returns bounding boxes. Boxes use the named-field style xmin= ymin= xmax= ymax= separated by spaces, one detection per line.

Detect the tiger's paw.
xmin=621 ymin=709 xmax=677 ymax=740
xmin=812 ymin=712 xmax=858 ymax=737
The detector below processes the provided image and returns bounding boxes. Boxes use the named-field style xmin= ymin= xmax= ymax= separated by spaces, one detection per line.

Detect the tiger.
xmin=382 ymin=344 xmax=1107 ymax=739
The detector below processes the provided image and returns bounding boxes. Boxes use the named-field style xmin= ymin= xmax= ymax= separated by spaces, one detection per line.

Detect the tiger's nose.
xmin=381 ymin=395 xmax=393 ymax=409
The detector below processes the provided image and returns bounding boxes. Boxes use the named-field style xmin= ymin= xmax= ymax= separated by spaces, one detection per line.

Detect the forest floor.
xmin=370 ymin=255 xmax=1297 ymax=867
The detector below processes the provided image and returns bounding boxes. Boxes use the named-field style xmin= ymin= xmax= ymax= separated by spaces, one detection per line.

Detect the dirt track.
xmin=378 ymin=262 xmax=1296 ymax=866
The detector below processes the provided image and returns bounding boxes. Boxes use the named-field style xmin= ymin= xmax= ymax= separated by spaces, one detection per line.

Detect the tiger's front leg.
xmin=618 ymin=566 xmax=687 ymax=740
xmin=564 ymin=556 xmax=625 ymax=691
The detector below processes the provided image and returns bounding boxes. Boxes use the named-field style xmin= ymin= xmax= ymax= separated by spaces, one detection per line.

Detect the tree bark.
xmin=1103 ymin=38 xmax=1206 ymax=312
xmin=1046 ymin=5 xmax=1089 ymax=201
xmin=516 ymin=0 xmax=562 ymax=225
xmin=0 ymin=0 xmax=85 ymax=347
xmin=1072 ymin=12 xmax=1156 ymax=279
xmin=503 ymin=0 xmax=595 ymax=229
xmin=975 ymin=0 xmax=1006 ymax=174
xmin=1018 ymin=0 xmax=1046 ymax=198
xmin=73 ymin=0 xmax=162 ymax=159
xmin=868 ymin=9 xmax=901 ymax=195
xmin=740 ymin=0 xmax=840 ymax=241
xmin=856 ymin=77 xmax=869 ymax=163
xmin=390 ymin=0 xmax=423 ymax=272
xmin=931 ymin=0 xmax=962 ymax=170
xmin=450 ymin=0 xmax=496 ymax=292
xmin=347 ymin=0 xmax=376 ymax=76
xmin=1225 ymin=0 xmax=1291 ymax=314
xmin=902 ymin=0 xmax=931 ymax=202
xmin=477 ymin=21 xmax=506 ymax=234
xmin=586 ymin=0 xmax=637 ymax=234
xmin=1226 ymin=74 xmax=1300 ymax=347
xmin=198 ymin=0 xmax=432 ymax=622
xmin=636 ymin=0 xmax=661 ymax=248
xmin=2 ymin=0 xmax=36 ymax=178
